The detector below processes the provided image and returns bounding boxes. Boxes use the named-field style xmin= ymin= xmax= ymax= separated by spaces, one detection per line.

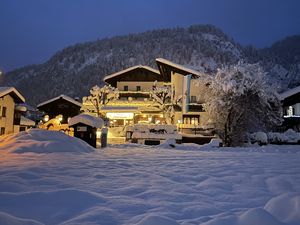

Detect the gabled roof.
xmin=20 ymin=116 xmax=35 ymax=126
xmin=37 ymin=94 xmax=82 ymax=108
xmin=279 ymin=86 xmax=300 ymax=101
xmin=0 ymin=87 xmax=25 ymax=103
xmin=156 ymin=58 xmax=203 ymax=77
xmin=68 ymin=114 xmax=103 ymax=128
xmin=103 ymin=65 xmax=160 ymax=82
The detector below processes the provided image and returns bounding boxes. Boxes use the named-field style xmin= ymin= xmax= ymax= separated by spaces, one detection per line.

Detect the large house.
xmin=100 ymin=65 xmax=167 ymax=126
xmin=81 ymin=59 xmax=210 ymax=133
xmin=279 ymin=86 xmax=300 ymax=131
xmin=0 ymin=87 xmax=26 ymax=135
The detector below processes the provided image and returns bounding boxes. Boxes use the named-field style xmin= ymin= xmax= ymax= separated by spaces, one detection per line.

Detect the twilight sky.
xmin=0 ymin=0 xmax=299 ymax=72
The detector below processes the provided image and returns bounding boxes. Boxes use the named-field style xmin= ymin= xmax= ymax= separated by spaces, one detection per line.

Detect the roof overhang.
xmin=279 ymin=86 xmax=300 ymax=101
xmin=37 ymin=94 xmax=82 ymax=108
xmin=156 ymin=58 xmax=204 ymax=79
xmin=103 ymin=65 xmax=163 ymax=86
xmin=0 ymin=87 xmax=25 ymax=103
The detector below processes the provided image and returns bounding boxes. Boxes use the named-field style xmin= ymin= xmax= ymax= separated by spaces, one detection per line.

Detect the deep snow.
xmin=0 ymin=130 xmax=300 ymax=225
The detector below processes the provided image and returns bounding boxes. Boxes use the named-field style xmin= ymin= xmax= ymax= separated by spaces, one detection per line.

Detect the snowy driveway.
xmin=0 ymin=145 xmax=300 ymax=225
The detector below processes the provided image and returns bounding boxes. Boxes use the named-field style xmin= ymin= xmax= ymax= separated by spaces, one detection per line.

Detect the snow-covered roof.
xmin=103 ymin=65 xmax=160 ymax=82
xmin=20 ymin=116 xmax=36 ymax=126
xmin=0 ymin=87 xmax=25 ymax=103
xmin=37 ymin=95 xmax=82 ymax=108
xmin=279 ymin=86 xmax=300 ymax=100
xmin=156 ymin=58 xmax=203 ymax=77
xmin=68 ymin=114 xmax=104 ymax=128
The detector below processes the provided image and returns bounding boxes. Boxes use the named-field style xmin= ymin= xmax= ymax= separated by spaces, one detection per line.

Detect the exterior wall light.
xmin=44 ymin=115 xmax=49 ymax=122
xmin=58 ymin=115 xmax=63 ymax=122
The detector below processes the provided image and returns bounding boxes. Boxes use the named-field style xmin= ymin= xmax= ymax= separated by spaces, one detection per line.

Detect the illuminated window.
xmin=288 ymin=106 xmax=294 ymax=117
xmin=183 ymin=115 xmax=199 ymax=124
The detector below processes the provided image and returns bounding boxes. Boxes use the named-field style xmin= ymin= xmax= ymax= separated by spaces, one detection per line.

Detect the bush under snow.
xmin=250 ymin=129 xmax=300 ymax=145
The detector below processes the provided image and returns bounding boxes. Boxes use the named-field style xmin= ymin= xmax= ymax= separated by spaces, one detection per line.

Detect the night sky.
xmin=0 ymin=0 xmax=299 ymax=72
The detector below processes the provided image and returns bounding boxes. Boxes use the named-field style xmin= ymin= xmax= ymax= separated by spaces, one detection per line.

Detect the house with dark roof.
xmin=0 ymin=87 xmax=26 ymax=135
xmin=37 ymin=95 xmax=82 ymax=126
xmin=279 ymin=86 xmax=300 ymax=131
xmin=97 ymin=65 xmax=167 ymax=126
xmin=81 ymin=59 xmax=211 ymax=134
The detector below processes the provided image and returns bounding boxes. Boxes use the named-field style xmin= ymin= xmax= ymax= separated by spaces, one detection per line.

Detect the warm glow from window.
xmin=107 ymin=112 xmax=134 ymax=119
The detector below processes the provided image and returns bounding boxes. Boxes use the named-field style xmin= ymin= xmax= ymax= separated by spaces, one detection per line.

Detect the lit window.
xmin=288 ymin=106 xmax=294 ymax=117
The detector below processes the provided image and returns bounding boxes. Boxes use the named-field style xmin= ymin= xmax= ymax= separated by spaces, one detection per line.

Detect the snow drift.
xmin=0 ymin=129 xmax=94 ymax=153
xmin=0 ymin=132 xmax=300 ymax=225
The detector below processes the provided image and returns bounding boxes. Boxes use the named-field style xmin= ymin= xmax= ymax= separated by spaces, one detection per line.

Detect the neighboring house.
xmin=279 ymin=86 xmax=300 ymax=131
xmin=0 ymin=87 xmax=25 ymax=135
xmin=156 ymin=58 xmax=210 ymax=133
xmin=37 ymin=95 xmax=82 ymax=130
xmin=19 ymin=116 xmax=36 ymax=132
xmin=100 ymin=65 xmax=167 ymax=126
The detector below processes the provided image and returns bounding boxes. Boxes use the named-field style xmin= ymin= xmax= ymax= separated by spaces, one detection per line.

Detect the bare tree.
xmin=150 ymin=81 xmax=181 ymax=124
xmin=81 ymin=85 xmax=119 ymax=117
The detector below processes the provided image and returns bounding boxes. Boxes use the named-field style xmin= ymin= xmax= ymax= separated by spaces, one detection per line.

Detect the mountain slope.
xmin=0 ymin=25 xmax=243 ymax=105
xmin=1 ymin=25 xmax=299 ymax=105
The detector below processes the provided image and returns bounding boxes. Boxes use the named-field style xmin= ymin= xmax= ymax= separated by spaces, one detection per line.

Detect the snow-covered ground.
xmin=0 ymin=130 xmax=300 ymax=225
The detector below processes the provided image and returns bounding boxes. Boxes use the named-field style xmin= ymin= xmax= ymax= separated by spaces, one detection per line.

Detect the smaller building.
xmin=0 ymin=87 xmax=25 ymax=135
xmin=279 ymin=86 xmax=300 ymax=131
xmin=37 ymin=94 xmax=82 ymax=127
xmin=68 ymin=114 xmax=104 ymax=147
xmin=19 ymin=116 xmax=36 ymax=132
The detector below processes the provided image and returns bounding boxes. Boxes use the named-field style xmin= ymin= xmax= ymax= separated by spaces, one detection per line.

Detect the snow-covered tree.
xmin=199 ymin=62 xmax=282 ymax=146
xmin=149 ymin=81 xmax=180 ymax=124
xmin=81 ymin=85 xmax=119 ymax=117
